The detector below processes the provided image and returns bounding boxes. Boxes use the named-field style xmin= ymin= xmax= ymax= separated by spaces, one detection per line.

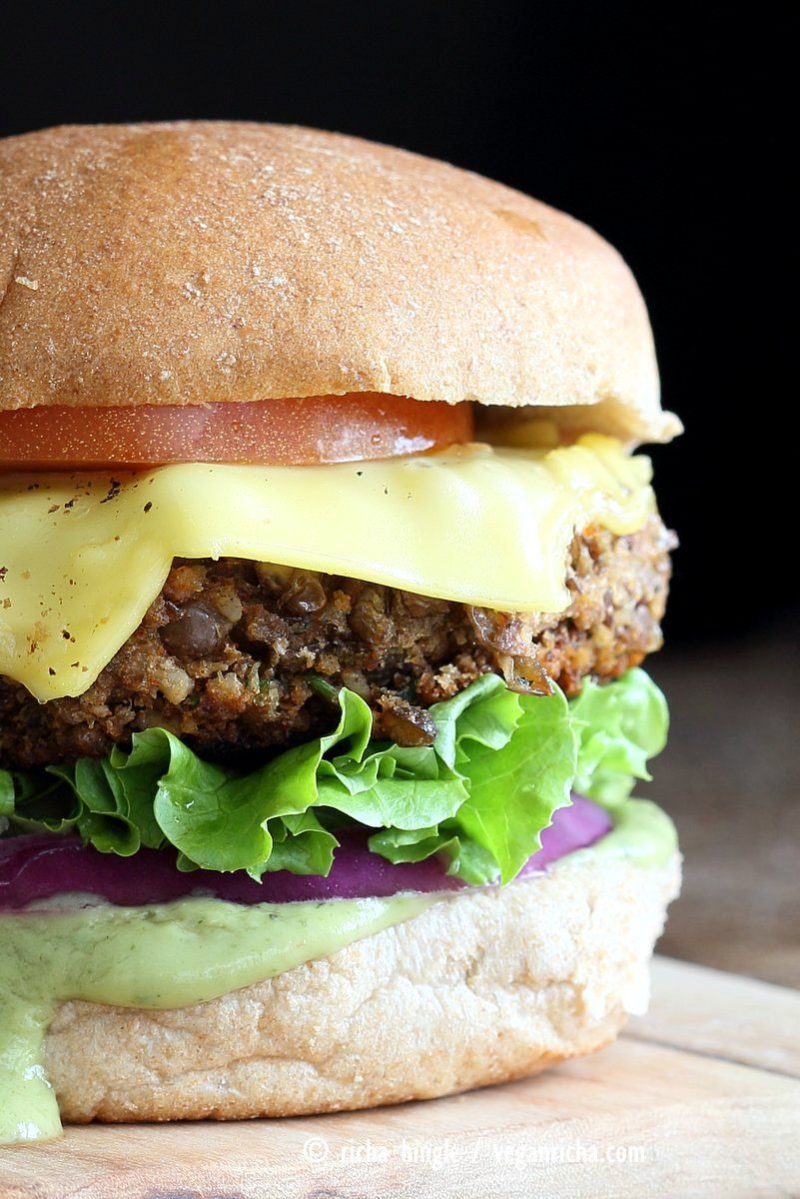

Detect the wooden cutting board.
xmin=2 ymin=957 xmax=799 ymax=1199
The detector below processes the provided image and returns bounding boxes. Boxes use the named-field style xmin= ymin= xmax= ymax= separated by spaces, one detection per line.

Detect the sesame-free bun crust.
xmin=46 ymin=848 xmax=680 ymax=1125
xmin=0 ymin=122 xmax=679 ymax=442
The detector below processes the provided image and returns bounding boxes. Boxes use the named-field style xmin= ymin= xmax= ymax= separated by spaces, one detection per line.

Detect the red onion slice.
xmin=0 ymin=796 xmax=611 ymax=909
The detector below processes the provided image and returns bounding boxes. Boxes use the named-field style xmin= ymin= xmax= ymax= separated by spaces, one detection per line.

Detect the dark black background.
xmin=1 ymin=2 xmax=790 ymax=645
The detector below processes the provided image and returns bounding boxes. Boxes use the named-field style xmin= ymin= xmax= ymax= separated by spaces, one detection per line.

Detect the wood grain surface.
xmin=2 ymin=957 xmax=798 ymax=1199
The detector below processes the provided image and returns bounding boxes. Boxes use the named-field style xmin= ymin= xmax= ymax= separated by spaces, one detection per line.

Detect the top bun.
xmin=0 ymin=122 xmax=680 ymax=442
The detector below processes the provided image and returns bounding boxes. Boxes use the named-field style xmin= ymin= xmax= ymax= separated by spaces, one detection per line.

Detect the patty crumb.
xmin=0 ymin=518 xmax=675 ymax=769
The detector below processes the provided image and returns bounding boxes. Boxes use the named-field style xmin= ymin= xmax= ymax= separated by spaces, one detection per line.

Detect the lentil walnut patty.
xmin=0 ymin=517 xmax=674 ymax=769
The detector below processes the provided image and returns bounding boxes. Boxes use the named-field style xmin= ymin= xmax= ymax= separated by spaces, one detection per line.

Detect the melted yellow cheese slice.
xmin=0 ymin=434 xmax=655 ymax=702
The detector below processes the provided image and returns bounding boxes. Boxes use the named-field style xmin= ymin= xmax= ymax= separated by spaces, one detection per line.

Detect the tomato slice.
xmin=0 ymin=394 xmax=474 ymax=469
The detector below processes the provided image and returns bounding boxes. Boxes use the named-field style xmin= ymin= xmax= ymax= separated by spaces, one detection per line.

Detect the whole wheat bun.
xmin=0 ymin=122 xmax=679 ymax=442
xmin=46 ymin=847 xmax=680 ymax=1125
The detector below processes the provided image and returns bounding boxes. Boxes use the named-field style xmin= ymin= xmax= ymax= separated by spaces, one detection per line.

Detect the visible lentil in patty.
xmin=0 ymin=517 xmax=675 ymax=768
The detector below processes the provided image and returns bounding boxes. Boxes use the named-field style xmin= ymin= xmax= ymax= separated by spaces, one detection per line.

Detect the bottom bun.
xmin=47 ymin=849 xmax=680 ymax=1124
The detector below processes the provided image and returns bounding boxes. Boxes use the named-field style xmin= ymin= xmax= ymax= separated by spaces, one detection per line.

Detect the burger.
xmin=0 ymin=122 xmax=681 ymax=1143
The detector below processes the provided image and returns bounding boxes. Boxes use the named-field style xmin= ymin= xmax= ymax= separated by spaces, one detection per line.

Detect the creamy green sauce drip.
xmin=0 ymin=799 xmax=677 ymax=1145
xmin=0 ymin=892 xmax=440 ymax=1144
xmin=572 ymin=799 xmax=678 ymax=868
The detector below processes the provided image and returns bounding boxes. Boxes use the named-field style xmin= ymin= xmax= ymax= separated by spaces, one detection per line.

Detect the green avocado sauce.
xmin=0 ymin=799 xmax=677 ymax=1146
xmin=0 ymin=892 xmax=441 ymax=1144
xmin=572 ymin=799 xmax=678 ymax=869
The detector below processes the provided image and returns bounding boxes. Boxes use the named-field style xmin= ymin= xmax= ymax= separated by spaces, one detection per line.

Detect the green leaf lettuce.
xmin=0 ymin=669 xmax=669 ymax=885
